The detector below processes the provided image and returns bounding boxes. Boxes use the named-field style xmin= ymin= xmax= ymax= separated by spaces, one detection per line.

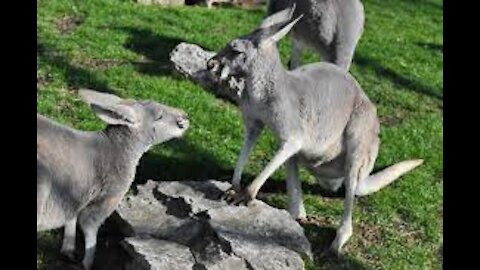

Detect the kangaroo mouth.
xmin=208 ymin=62 xmax=231 ymax=81
xmin=207 ymin=58 xmax=242 ymax=80
xmin=207 ymin=58 xmax=245 ymax=97
xmin=211 ymin=64 xmax=244 ymax=83
xmin=177 ymin=119 xmax=189 ymax=130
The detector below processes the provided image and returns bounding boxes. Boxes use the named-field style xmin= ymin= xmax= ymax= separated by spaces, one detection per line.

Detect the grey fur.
xmin=267 ymin=0 xmax=365 ymax=70
xmin=207 ymin=7 xmax=423 ymax=255
xmin=37 ymin=89 xmax=189 ymax=269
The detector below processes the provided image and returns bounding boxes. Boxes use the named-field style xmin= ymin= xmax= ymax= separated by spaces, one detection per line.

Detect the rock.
xmin=115 ymin=180 xmax=313 ymax=270
xmin=137 ymin=0 xmax=185 ymax=6
xmin=169 ymin=42 xmax=242 ymax=105
xmin=123 ymin=238 xmax=195 ymax=270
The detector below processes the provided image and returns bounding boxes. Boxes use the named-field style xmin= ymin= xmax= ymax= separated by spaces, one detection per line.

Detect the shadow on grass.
xmin=416 ymin=42 xmax=443 ymax=53
xmin=185 ymin=0 xmax=205 ymax=5
xmin=133 ymin=138 xmax=234 ymax=185
xmin=113 ymin=26 xmax=189 ymax=77
xmin=133 ymin=138 xmax=344 ymax=197
xmin=37 ymin=228 xmax=86 ymax=270
xmin=133 ymin=135 xmax=347 ymax=198
xmin=261 ymin=179 xmax=346 ymax=198
xmin=401 ymin=0 xmax=443 ymax=10
xmin=37 ymin=38 xmax=114 ymax=94
xmin=37 ymin=226 xmax=130 ymax=270
xmin=354 ymin=54 xmax=443 ymax=100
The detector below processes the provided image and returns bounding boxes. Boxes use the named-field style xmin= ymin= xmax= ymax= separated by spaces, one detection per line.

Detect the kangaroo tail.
xmin=355 ymin=159 xmax=424 ymax=196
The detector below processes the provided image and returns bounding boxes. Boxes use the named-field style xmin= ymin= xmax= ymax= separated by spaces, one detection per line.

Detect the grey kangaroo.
xmin=267 ymin=0 xmax=365 ymax=70
xmin=37 ymin=89 xmax=189 ymax=269
xmin=206 ymin=6 xmax=423 ymax=254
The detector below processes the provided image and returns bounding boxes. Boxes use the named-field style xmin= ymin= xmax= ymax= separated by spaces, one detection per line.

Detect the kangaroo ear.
xmin=90 ymin=103 xmax=139 ymax=126
xmin=78 ymin=89 xmax=139 ymax=126
xmin=78 ymin=89 xmax=123 ymax=107
xmin=259 ymin=3 xmax=296 ymax=29
xmin=260 ymin=15 xmax=303 ymax=48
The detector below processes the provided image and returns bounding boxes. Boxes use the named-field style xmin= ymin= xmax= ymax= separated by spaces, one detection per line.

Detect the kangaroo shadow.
xmin=37 ymin=37 xmax=114 ymax=94
xmin=416 ymin=42 xmax=443 ymax=53
xmin=113 ymin=26 xmax=189 ymax=77
xmin=133 ymin=138 xmax=341 ymax=195
xmin=37 ymin=228 xmax=128 ymax=270
xmin=400 ymin=0 xmax=443 ymax=10
xmin=354 ymin=54 xmax=443 ymax=100
xmin=133 ymin=138 xmax=235 ymax=185
xmin=261 ymin=179 xmax=346 ymax=198
xmin=185 ymin=0 xmax=205 ymax=5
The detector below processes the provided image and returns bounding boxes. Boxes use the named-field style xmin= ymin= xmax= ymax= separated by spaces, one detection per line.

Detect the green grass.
xmin=37 ymin=0 xmax=443 ymax=269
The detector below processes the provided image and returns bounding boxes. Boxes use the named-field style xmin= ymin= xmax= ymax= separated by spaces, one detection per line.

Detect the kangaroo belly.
xmin=298 ymin=149 xmax=346 ymax=192
xmin=291 ymin=0 xmax=337 ymax=47
xmin=37 ymin=198 xmax=67 ymax=231
xmin=37 ymin=174 xmax=83 ymax=232
xmin=298 ymin=136 xmax=345 ymax=168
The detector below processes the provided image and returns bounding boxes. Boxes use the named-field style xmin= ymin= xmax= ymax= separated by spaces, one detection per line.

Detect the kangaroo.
xmin=37 ymin=89 xmax=189 ymax=269
xmin=268 ymin=0 xmax=365 ymax=70
xmin=206 ymin=6 xmax=422 ymax=254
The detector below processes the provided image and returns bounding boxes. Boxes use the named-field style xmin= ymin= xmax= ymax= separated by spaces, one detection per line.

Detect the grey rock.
xmin=123 ymin=238 xmax=195 ymax=270
xmin=115 ymin=180 xmax=312 ymax=270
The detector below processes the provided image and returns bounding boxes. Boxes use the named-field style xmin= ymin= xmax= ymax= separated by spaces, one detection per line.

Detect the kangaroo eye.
xmin=154 ymin=115 xmax=163 ymax=121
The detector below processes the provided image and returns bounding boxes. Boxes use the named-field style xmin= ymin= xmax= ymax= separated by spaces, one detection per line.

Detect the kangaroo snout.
xmin=176 ymin=115 xmax=189 ymax=129
xmin=207 ymin=57 xmax=231 ymax=81
xmin=207 ymin=57 xmax=221 ymax=72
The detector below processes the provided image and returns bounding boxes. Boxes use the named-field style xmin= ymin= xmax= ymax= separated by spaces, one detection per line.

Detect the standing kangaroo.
xmin=37 ymin=90 xmax=189 ymax=269
xmin=268 ymin=0 xmax=365 ymax=70
xmin=206 ymin=6 xmax=422 ymax=254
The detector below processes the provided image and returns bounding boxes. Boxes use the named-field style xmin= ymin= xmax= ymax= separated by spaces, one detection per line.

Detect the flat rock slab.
xmin=115 ymin=180 xmax=313 ymax=270
xmin=123 ymin=238 xmax=195 ymax=270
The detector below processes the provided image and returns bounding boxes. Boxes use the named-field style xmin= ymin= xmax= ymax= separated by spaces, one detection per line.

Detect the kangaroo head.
xmin=78 ymin=89 xmax=189 ymax=145
xmin=206 ymin=5 xmax=302 ymax=98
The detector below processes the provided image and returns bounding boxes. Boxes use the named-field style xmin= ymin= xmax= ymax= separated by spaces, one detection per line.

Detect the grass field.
xmin=37 ymin=0 xmax=443 ymax=269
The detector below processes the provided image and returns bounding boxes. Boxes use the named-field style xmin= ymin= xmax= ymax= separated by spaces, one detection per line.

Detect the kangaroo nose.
xmin=207 ymin=58 xmax=220 ymax=71
xmin=176 ymin=115 xmax=189 ymax=129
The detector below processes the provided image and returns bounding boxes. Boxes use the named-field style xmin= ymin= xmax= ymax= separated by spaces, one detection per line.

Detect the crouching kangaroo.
xmin=206 ymin=6 xmax=423 ymax=255
xmin=37 ymin=89 xmax=189 ymax=269
xmin=267 ymin=0 xmax=365 ymax=70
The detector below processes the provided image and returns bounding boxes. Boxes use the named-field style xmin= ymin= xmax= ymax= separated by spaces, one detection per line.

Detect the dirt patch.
xmin=356 ymin=221 xmax=383 ymax=245
xmin=348 ymin=221 xmax=384 ymax=268
xmin=303 ymin=215 xmax=384 ymax=264
xmin=391 ymin=214 xmax=424 ymax=243
xmin=300 ymin=215 xmax=336 ymax=227
xmin=57 ymin=15 xmax=84 ymax=34
xmin=78 ymin=58 xmax=128 ymax=70
xmin=213 ymin=26 xmax=227 ymax=35
xmin=379 ymin=109 xmax=412 ymax=127
xmin=37 ymin=72 xmax=53 ymax=88
xmin=300 ymin=215 xmax=382 ymax=269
